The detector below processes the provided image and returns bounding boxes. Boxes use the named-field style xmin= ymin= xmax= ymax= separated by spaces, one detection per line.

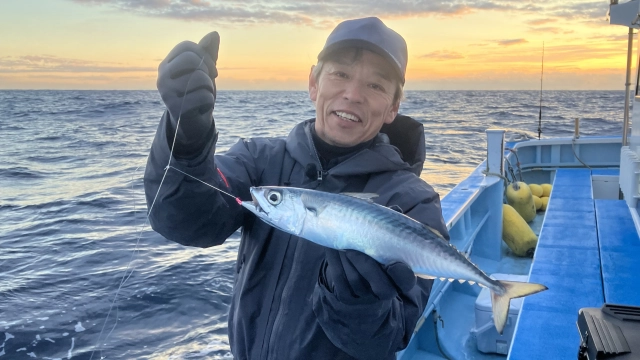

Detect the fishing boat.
xmin=398 ymin=1 xmax=640 ymax=359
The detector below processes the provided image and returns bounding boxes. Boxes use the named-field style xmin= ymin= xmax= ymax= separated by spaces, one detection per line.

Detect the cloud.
xmin=527 ymin=18 xmax=556 ymax=26
xmin=527 ymin=26 xmax=574 ymax=35
xmin=497 ymin=39 xmax=528 ymax=46
xmin=550 ymin=1 xmax=610 ymax=21
xmin=0 ymin=55 xmax=154 ymax=73
xmin=452 ymin=40 xmax=625 ymax=66
xmin=419 ymin=50 xmax=465 ymax=61
xmin=67 ymin=0 xmax=610 ymax=27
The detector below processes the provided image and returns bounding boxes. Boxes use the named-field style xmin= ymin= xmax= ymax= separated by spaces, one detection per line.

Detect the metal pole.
xmin=623 ymin=27 xmax=633 ymax=146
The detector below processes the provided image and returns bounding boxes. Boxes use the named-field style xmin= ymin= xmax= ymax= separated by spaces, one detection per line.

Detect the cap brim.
xmin=317 ymin=40 xmax=405 ymax=84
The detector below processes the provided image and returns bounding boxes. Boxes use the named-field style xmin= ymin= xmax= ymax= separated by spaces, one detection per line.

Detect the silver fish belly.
xmin=241 ymin=186 xmax=547 ymax=334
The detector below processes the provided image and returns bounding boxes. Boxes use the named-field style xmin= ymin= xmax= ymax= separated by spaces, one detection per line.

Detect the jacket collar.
xmin=285 ymin=119 xmax=421 ymax=177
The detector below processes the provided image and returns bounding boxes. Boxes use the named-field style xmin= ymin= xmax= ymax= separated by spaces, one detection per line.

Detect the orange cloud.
xmin=418 ymin=50 xmax=465 ymax=61
xmin=527 ymin=18 xmax=557 ymax=26
xmin=0 ymin=55 xmax=154 ymax=73
xmin=497 ymin=39 xmax=529 ymax=46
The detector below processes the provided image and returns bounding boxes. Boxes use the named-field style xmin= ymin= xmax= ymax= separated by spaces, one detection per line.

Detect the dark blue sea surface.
xmin=0 ymin=90 xmax=626 ymax=359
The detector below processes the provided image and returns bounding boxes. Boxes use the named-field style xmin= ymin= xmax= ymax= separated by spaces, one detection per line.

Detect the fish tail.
xmin=490 ymin=280 xmax=547 ymax=334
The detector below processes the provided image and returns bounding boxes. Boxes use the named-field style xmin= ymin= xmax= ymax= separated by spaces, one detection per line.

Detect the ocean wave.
xmin=0 ymin=167 xmax=45 ymax=179
xmin=486 ymin=111 xmax=531 ymax=118
xmin=26 ymin=155 xmax=76 ymax=163
xmin=6 ymin=194 xmax=122 ymax=215
xmin=0 ymin=125 xmax=26 ymax=130
xmin=35 ymin=135 xmax=63 ymax=141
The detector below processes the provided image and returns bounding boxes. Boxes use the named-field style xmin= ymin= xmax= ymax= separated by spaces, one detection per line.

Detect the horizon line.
xmin=0 ymin=88 xmax=627 ymax=92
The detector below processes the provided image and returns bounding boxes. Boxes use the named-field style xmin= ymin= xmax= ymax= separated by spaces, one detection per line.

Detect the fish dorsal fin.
xmin=340 ymin=193 xmax=379 ymax=202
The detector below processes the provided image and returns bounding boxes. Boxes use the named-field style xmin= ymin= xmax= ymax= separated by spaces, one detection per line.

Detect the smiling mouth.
xmin=333 ymin=111 xmax=361 ymax=123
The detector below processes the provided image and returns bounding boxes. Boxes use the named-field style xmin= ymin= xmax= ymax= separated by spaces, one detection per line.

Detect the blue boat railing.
xmin=399 ymin=135 xmax=624 ymax=360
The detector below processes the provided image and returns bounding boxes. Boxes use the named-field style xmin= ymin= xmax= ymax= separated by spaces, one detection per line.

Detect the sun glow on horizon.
xmin=0 ymin=0 xmax=635 ymax=90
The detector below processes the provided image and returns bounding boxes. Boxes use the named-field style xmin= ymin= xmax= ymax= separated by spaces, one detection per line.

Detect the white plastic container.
xmin=471 ymin=273 xmax=529 ymax=354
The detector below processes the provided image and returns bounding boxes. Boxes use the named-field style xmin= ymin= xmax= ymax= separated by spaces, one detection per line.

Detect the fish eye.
xmin=266 ymin=190 xmax=282 ymax=205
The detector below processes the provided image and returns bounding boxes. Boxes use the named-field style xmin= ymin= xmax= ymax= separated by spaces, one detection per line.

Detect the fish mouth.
xmin=250 ymin=190 xmax=259 ymax=206
xmin=245 ymin=188 xmax=267 ymax=215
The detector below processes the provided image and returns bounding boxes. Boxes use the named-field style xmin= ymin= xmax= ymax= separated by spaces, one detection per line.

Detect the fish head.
xmin=242 ymin=186 xmax=307 ymax=235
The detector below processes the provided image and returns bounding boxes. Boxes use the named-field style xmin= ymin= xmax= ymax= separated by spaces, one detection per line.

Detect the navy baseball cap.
xmin=317 ymin=17 xmax=408 ymax=84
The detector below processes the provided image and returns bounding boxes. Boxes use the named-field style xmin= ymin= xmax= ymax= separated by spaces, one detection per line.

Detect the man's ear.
xmin=384 ymin=101 xmax=400 ymax=124
xmin=309 ymin=65 xmax=318 ymax=102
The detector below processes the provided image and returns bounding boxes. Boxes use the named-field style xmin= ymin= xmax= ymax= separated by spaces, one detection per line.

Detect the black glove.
xmin=157 ymin=31 xmax=219 ymax=158
xmin=320 ymin=249 xmax=417 ymax=305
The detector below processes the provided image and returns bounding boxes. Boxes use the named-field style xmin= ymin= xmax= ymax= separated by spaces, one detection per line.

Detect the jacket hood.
xmin=285 ymin=117 xmax=425 ymax=177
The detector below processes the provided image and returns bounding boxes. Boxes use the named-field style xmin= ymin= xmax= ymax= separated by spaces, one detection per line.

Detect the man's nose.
xmin=342 ymin=81 xmax=365 ymax=103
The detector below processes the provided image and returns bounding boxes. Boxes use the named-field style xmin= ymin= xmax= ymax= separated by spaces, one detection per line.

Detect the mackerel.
xmin=241 ymin=186 xmax=547 ymax=334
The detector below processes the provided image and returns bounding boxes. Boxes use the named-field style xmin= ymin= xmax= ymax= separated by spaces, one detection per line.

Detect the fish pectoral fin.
xmin=340 ymin=192 xmax=379 ymax=202
xmin=305 ymin=203 xmax=327 ymax=217
xmin=301 ymin=195 xmax=328 ymax=216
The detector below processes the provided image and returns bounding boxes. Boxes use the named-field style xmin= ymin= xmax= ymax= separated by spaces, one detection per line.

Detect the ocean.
xmin=0 ymin=90 xmax=627 ymax=359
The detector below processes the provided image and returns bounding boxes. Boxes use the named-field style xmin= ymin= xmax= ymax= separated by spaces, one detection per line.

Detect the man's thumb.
xmin=199 ymin=31 xmax=220 ymax=63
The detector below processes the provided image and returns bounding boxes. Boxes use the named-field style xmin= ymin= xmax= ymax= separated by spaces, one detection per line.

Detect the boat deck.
xmin=596 ymin=199 xmax=640 ymax=305
xmin=508 ymin=168 xmax=640 ymax=359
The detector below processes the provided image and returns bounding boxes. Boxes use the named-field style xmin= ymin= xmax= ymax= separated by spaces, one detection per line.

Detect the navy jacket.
xmin=144 ymin=112 xmax=449 ymax=360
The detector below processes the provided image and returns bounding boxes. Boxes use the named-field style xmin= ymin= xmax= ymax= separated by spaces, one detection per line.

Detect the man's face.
xmin=309 ymin=49 xmax=400 ymax=147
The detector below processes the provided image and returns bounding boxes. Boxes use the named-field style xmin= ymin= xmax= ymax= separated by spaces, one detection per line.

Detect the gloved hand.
xmin=157 ymin=31 xmax=219 ymax=158
xmin=320 ymin=249 xmax=417 ymax=305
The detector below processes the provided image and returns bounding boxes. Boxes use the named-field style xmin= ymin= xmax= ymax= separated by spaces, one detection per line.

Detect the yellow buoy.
xmin=541 ymin=183 xmax=552 ymax=197
xmin=532 ymin=195 xmax=542 ymax=210
xmin=502 ymin=204 xmax=538 ymax=257
xmin=529 ymin=184 xmax=543 ymax=197
xmin=540 ymin=196 xmax=549 ymax=211
xmin=505 ymin=181 xmax=537 ymax=222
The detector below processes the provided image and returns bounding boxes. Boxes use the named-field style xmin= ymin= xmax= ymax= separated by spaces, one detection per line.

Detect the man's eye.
xmin=334 ymin=72 xmax=348 ymax=78
xmin=370 ymin=83 xmax=384 ymax=91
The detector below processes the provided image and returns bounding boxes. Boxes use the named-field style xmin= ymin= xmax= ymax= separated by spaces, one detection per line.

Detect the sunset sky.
xmin=1 ymin=0 xmax=636 ymax=90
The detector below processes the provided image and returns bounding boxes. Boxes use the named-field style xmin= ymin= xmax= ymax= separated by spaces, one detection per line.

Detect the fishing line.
xmin=90 ymin=166 xmax=146 ymax=359
xmin=90 ymin=54 xmax=241 ymax=359
xmin=165 ymin=165 xmax=242 ymax=204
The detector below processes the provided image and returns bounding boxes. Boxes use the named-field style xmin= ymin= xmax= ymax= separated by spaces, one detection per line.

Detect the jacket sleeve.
xmin=143 ymin=111 xmax=260 ymax=247
xmin=311 ymin=175 xmax=448 ymax=359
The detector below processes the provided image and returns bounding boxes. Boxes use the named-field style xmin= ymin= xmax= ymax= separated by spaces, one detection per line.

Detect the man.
xmin=145 ymin=17 xmax=449 ymax=360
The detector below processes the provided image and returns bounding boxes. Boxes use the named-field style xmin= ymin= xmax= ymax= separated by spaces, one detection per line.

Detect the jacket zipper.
xmin=306 ymin=128 xmax=326 ymax=184
xmin=265 ymin=127 xmax=323 ymax=358
xmin=266 ymin=236 xmax=301 ymax=359
xmin=263 ymin=126 xmax=381 ymax=357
